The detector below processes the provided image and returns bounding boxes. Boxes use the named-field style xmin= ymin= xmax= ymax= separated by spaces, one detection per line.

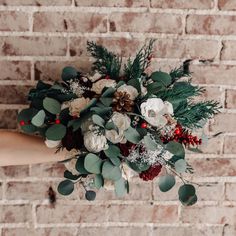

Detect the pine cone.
xmin=112 ymin=91 xmax=134 ymax=112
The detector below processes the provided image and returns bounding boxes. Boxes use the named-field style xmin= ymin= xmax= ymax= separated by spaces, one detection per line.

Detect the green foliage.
xmin=58 ymin=180 xmax=74 ymax=195
xmin=124 ymin=39 xmax=155 ymax=80
xmin=45 ymin=124 xmax=66 ymax=141
xmin=166 ymin=141 xmax=185 ymax=158
xmin=169 ymin=64 xmax=191 ymax=84
xmin=124 ymin=127 xmax=142 ymax=144
xmin=85 ymin=190 xmax=96 ymax=201
xmin=115 ymin=178 xmax=128 ymax=197
xmin=84 ymin=153 xmax=103 ymax=174
xmin=143 ymin=135 xmax=157 ymax=151
xmin=151 ymin=71 xmax=172 ymax=87
xmin=87 ymin=41 xmax=122 ymax=79
xmin=94 ymin=174 xmax=104 ymax=189
xmin=43 ymin=97 xmax=61 ymax=115
xmin=76 ymin=156 xmax=90 ymax=174
xmin=102 ymin=161 xmax=122 ymax=181
xmin=61 ymin=66 xmax=78 ymax=82
xmin=174 ymin=159 xmax=187 ymax=173
xmin=31 ymin=110 xmax=45 ymax=127
xmin=175 ymin=100 xmax=220 ymax=128
xmin=158 ymin=175 xmax=176 ymax=192
xmin=178 ymin=184 xmax=197 ymax=206
xmin=126 ymin=160 xmax=150 ymax=173
xmin=104 ymin=145 xmax=121 ymax=166
xmin=92 ymin=114 xmax=105 ymax=128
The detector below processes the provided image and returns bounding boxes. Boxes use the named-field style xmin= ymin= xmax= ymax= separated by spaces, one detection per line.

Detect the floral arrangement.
xmin=18 ymin=40 xmax=219 ymax=205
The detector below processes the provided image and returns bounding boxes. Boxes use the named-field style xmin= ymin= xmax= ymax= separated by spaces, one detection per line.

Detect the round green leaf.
xmin=143 ymin=135 xmax=157 ymax=151
xmin=76 ymin=156 xmax=90 ymax=174
xmin=61 ymin=66 xmax=78 ymax=81
xmin=85 ymin=190 xmax=96 ymax=201
xmin=166 ymin=141 xmax=185 ymax=158
xmin=21 ymin=124 xmax=37 ymax=134
xmin=158 ymin=175 xmax=176 ymax=192
xmin=18 ymin=108 xmax=38 ymax=123
xmin=84 ymin=153 xmax=102 ymax=174
xmin=115 ymin=178 xmax=127 ymax=197
xmin=43 ymin=97 xmax=61 ymax=115
xmin=94 ymin=174 xmax=104 ymax=189
xmin=151 ymin=71 xmax=172 ymax=86
xmin=31 ymin=110 xmax=45 ymax=127
xmin=126 ymin=161 xmax=150 ymax=173
xmin=124 ymin=127 xmax=141 ymax=144
xmin=180 ymin=194 xmax=198 ymax=206
xmin=45 ymin=124 xmax=66 ymax=141
xmin=178 ymin=184 xmax=196 ymax=203
xmin=92 ymin=114 xmax=105 ymax=127
xmin=57 ymin=180 xmax=74 ymax=196
xmin=104 ymin=145 xmax=120 ymax=158
xmin=174 ymin=159 xmax=187 ymax=173
xmin=102 ymin=161 xmax=122 ymax=181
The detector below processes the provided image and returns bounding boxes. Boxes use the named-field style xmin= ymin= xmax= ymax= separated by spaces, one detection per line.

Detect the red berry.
xmin=174 ymin=128 xmax=181 ymax=135
xmin=105 ymin=75 xmax=110 ymax=80
xmin=55 ymin=119 xmax=60 ymax=124
xmin=19 ymin=120 xmax=25 ymax=126
xmin=141 ymin=122 xmax=147 ymax=129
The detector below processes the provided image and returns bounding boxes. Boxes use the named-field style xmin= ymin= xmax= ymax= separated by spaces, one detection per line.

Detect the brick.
xmin=75 ymin=0 xmax=149 ymax=7
xmin=30 ymin=163 xmax=66 ymax=178
xmin=151 ymin=0 xmax=214 ymax=9
xmin=0 ymin=36 xmax=67 ymax=56
xmin=154 ymin=39 xmax=218 ymax=59
xmin=0 ymin=61 xmax=30 ymax=80
xmin=225 ymin=89 xmax=236 ymax=109
xmin=107 ymin=204 xmax=178 ymax=223
xmin=34 ymin=12 xmax=107 ymax=33
xmin=0 ymin=204 xmax=31 ymax=223
xmin=191 ymin=158 xmax=236 ymax=176
xmin=209 ymin=113 xmax=236 ymax=133
xmin=181 ymin=206 xmax=236 ymax=224
xmin=2 ymin=228 xmax=76 ymax=236
xmin=77 ymin=227 xmax=150 ymax=236
xmin=0 ymin=182 xmax=2 ymax=199
xmin=0 ymin=11 xmax=29 ymax=32
xmin=153 ymin=226 xmax=223 ymax=236
xmin=191 ymin=64 xmax=236 ymax=86
xmin=0 ymin=166 xmax=29 ymax=179
xmin=109 ymin=13 xmax=183 ymax=34
xmin=0 ymin=109 xmax=18 ymax=129
xmin=219 ymin=0 xmax=236 ymax=10
xmin=221 ymin=40 xmax=236 ymax=60
xmin=196 ymin=86 xmax=223 ymax=104
xmin=154 ymin=181 xmax=224 ymax=201
xmin=34 ymin=60 xmax=92 ymax=81
xmin=222 ymin=225 xmax=236 ymax=236
xmin=187 ymin=15 xmax=236 ymax=35
xmin=0 ymin=85 xmax=32 ymax=104
xmin=0 ymin=0 xmax=72 ymax=6
xmin=225 ymin=183 xmax=236 ymax=200
xmin=224 ymin=136 xmax=236 ymax=154
xmin=36 ymin=204 xmax=108 ymax=223
xmin=198 ymin=135 xmax=222 ymax=155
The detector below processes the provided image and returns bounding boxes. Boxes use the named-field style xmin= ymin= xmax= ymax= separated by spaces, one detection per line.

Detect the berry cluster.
xmin=161 ymin=124 xmax=202 ymax=147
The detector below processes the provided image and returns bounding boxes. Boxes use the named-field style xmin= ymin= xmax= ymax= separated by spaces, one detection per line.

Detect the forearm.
xmin=0 ymin=131 xmax=66 ymax=166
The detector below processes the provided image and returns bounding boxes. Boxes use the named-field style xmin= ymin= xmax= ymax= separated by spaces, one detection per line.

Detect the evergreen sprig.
xmin=124 ymin=39 xmax=155 ymax=80
xmin=87 ymin=41 xmax=122 ymax=79
xmin=169 ymin=64 xmax=191 ymax=84
xmin=174 ymin=100 xmax=220 ymax=128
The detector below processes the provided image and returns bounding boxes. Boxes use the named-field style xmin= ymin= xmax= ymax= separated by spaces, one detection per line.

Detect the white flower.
xmin=111 ymin=112 xmax=130 ymax=131
xmin=69 ymin=97 xmax=90 ymax=117
xmin=89 ymin=72 xmax=102 ymax=82
xmin=105 ymin=112 xmax=130 ymax=144
xmin=140 ymin=98 xmax=174 ymax=128
xmin=91 ymin=79 xmax=116 ymax=94
xmin=117 ymin=84 xmax=138 ymax=100
xmin=45 ymin=139 xmax=61 ymax=148
xmin=105 ymin=129 xmax=126 ymax=144
xmin=84 ymin=131 xmax=108 ymax=153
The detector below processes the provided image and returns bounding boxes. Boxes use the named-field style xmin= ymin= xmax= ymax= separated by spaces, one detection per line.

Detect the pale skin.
xmin=0 ymin=131 xmax=67 ymax=166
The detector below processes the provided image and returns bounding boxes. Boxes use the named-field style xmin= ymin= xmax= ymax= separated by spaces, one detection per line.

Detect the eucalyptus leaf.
xmin=102 ymin=161 xmax=122 ymax=181
xmin=85 ymin=190 xmax=96 ymax=201
xmin=18 ymin=108 xmax=38 ymax=123
xmin=57 ymin=180 xmax=74 ymax=196
xmin=166 ymin=141 xmax=185 ymax=158
xmin=64 ymin=170 xmax=80 ymax=181
xmin=124 ymin=127 xmax=141 ymax=144
xmin=127 ymin=78 xmax=141 ymax=92
xmin=31 ymin=110 xmax=45 ymax=127
xmin=43 ymin=97 xmax=61 ymax=115
xmin=76 ymin=156 xmax=90 ymax=174
xmin=101 ymin=87 xmax=116 ymax=97
xmin=115 ymin=178 xmax=127 ymax=197
xmin=61 ymin=66 xmax=78 ymax=81
xmin=84 ymin=153 xmax=103 ymax=174
xmin=126 ymin=161 xmax=150 ymax=173
xmin=94 ymin=174 xmax=104 ymax=189
xmin=174 ymin=159 xmax=187 ymax=173
xmin=92 ymin=114 xmax=105 ymax=128
xmin=158 ymin=175 xmax=176 ymax=192
xmin=21 ymin=124 xmax=37 ymax=134
xmin=151 ymin=71 xmax=172 ymax=86
xmin=100 ymin=97 xmax=113 ymax=106
xmin=143 ymin=135 xmax=157 ymax=151
xmin=178 ymin=184 xmax=196 ymax=203
xmin=45 ymin=124 xmax=66 ymax=141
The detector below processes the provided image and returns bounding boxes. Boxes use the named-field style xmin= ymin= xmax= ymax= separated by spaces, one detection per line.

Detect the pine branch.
xmin=124 ymin=39 xmax=155 ymax=80
xmin=87 ymin=41 xmax=122 ymax=79
xmin=174 ymin=101 xmax=220 ymax=129
xmin=169 ymin=62 xmax=191 ymax=84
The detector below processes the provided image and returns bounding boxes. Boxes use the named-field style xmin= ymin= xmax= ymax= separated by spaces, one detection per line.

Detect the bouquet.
xmin=18 ymin=40 xmax=219 ymax=205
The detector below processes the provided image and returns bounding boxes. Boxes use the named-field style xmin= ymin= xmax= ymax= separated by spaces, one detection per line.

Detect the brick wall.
xmin=0 ymin=0 xmax=235 ymax=235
